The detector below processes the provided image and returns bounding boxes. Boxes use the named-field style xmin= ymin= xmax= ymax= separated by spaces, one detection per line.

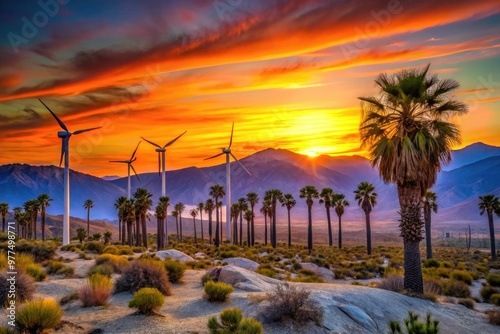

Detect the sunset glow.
xmin=0 ymin=1 xmax=499 ymax=177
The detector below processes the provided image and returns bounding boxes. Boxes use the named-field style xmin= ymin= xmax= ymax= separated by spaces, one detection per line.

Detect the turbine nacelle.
xmin=58 ymin=131 xmax=71 ymax=138
xmin=155 ymin=148 xmax=166 ymax=153
xmin=222 ymin=148 xmax=231 ymax=154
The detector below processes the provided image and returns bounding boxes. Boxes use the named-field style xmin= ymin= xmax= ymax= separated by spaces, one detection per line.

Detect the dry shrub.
xmin=115 ymin=261 xmax=171 ymax=296
xmin=487 ymin=310 xmax=500 ymax=325
xmin=78 ymin=273 xmax=113 ymax=307
xmin=457 ymin=298 xmax=475 ymax=309
xmin=377 ymin=275 xmax=404 ymax=293
xmin=203 ymin=281 xmax=234 ymax=302
xmin=424 ymin=278 xmax=443 ymax=295
xmin=16 ymin=298 xmax=62 ymax=333
xmin=128 ymin=288 xmax=164 ymax=315
xmin=443 ymin=280 xmax=470 ymax=298
xmin=0 ymin=271 xmax=35 ymax=306
xmin=262 ymin=283 xmax=323 ymax=325
xmin=95 ymin=254 xmax=128 ymax=273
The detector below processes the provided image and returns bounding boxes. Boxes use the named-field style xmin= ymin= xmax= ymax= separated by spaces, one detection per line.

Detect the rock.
xmin=258 ymin=252 xmax=268 ymax=257
xmin=208 ymin=265 xmax=281 ymax=292
xmin=155 ymin=249 xmax=194 ymax=262
xmin=221 ymin=257 xmax=259 ymax=271
xmin=338 ymin=304 xmax=378 ymax=333
xmin=194 ymin=252 xmax=206 ymax=259
xmin=301 ymin=263 xmax=335 ymax=280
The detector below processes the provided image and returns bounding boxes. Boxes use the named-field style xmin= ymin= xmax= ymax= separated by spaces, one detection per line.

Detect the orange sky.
xmin=0 ymin=0 xmax=499 ymax=176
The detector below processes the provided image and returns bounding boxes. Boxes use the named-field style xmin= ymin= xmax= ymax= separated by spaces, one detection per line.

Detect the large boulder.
xmin=207 ymin=265 xmax=281 ymax=292
xmin=155 ymin=249 xmax=194 ymax=262
xmin=221 ymin=257 xmax=259 ymax=271
xmin=300 ymin=262 xmax=335 ymax=281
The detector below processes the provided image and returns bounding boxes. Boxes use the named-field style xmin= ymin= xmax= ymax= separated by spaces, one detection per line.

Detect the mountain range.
xmin=1 ymin=142 xmax=499 ymax=232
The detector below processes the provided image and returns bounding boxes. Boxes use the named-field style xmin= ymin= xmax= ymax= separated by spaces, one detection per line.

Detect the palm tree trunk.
xmin=338 ymin=215 xmax=342 ymax=249
xmin=163 ymin=217 xmax=168 ymax=247
xmin=157 ymin=217 xmax=161 ymax=250
xmin=121 ymin=218 xmax=126 ymax=244
xmin=135 ymin=215 xmax=140 ymax=246
xmin=404 ymin=240 xmax=423 ymax=293
xmin=488 ymin=212 xmax=497 ymax=261
xmin=425 ymin=211 xmax=433 ymax=259
xmin=175 ymin=216 xmax=179 ymax=241
xmin=208 ymin=213 xmax=212 ymax=245
xmin=193 ymin=217 xmax=197 ymax=243
xmin=233 ymin=216 xmax=237 ymax=245
xmin=326 ymin=207 xmax=332 ymax=246
xmin=365 ymin=213 xmax=372 ymax=255
xmin=200 ymin=212 xmax=204 ymax=242
xmin=251 ymin=207 xmax=255 ymax=246
xmin=215 ymin=201 xmax=220 ymax=247
xmin=264 ymin=214 xmax=268 ymax=245
xmin=127 ymin=222 xmax=133 ymax=246
xmin=287 ymin=209 xmax=291 ymax=247
xmin=41 ymin=208 xmax=46 ymax=241
xmin=33 ymin=211 xmax=37 ymax=240
xmin=272 ymin=201 xmax=277 ymax=248
xmin=87 ymin=208 xmax=90 ymax=238
xmin=179 ymin=216 xmax=183 ymax=243
xmin=118 ymin=218 xmax=121 ymax=243
xmin=307 ymin=205 xmax=312 ymax=254
xmin=2 ymin=215 xmax=5 ymax=233
xmin=239 ymin=213 xmax=243 ymax=246
xmin=247 ymin=215 xmax=251 ymax=246
xmin=220 ymin=206 xmax=223 ymax=242
xmin=141 ymin=214 xmax=147 ymax=248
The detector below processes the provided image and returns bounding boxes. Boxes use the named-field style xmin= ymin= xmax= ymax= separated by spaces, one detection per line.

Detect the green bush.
xmin=202 ymin=273 xmax=213 ymax=285
xmin=388 ymin=311 xmax=439 ymax=334
xmin=59 ymin=291 xmax=79 ymax=305
xmin=423 ymin=259 xmax=440 ymax=268
xmin=490 ymin=293 xmax=500 ymax=306
xmin=13 ymin=241 xmax=57 ymax=262
xmin=115 ymin=261 xmax=172 ymax=295
xmin=103 ymin=245 xmax=120 ymax=255
xmin=164 ymin=259 xmax=186 ymax=283
xmin=0 ymin=271 xmax=35 ymax=306
xmin=25 ymin=265 xmax=47 ymax=282
xmin=16 ymin=298 xmax=62 ymax=333
xmin=83 ymin=241 xmax=104 ymax=254
xmin=78 ymin=273 xmax=114 ymax=307
xmin=487 ymin=274 xmax=500 ymax=287
xmin=204 ymin=281 xmax=234 ymax=302
xmin=45 ymin=260 xmax=74 ymax=277
xmin=208 ymin=308 xmax=263 ymax=334
xmin=128 ymin=288 xmax=165 ymax=315
xmin=132 ymin=246 xmax=146 ymax=253
xmin=443 ymin=280 xmax=471 ymax=298
xmin=450 ymin=270 xmax=473 ymax=285
xmin=0 ymin=326 xmax=15 ymax=334
xmin=87 ymin=264 xmax=114 ymax=277
xmin=480 ymin=286 xmax=499 ymax=302
xmin=95 ymin=254 xmax=128 ymax=272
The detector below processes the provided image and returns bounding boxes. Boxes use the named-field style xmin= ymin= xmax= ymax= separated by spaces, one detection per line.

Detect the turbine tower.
xmin=40 ymin=99 xmax=101 ymax=246
xmin=141 ymin=131 xmax=187 ymax=196
xmin=205 ymin=122 xmax=251 ymax=242
xmin=109 ymin=141 xmax=141 ymax=199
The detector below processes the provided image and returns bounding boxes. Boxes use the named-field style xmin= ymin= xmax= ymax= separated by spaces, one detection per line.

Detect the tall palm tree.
xmin=279 ymin=193 xmax=296 ymax=247
xmin=197 ymin=202 xmax=205 ymax=242
xmin=354 ymin=182 xmax=377 ymax=256
xmin=479 ymin=195 xmax=500 ymax=261
xmin=260 ymin=199 xmax=271 ymax=245
xmin=204 ymin=199 xmax=215 ymax=245
xmin=299 ymin=186 xmax=319 ymax=254
xmin=231 ymin=203 xmax=239 ymax=244
xmin=243 ymin=209 xmax=254 ymax=243
xmin=23 ymin=200 xmax=37 ymax=239
xmin=0 ymin=202 xmax=9 ymax=233
xmin=115 ymin=196 xmax=128 ymax=244
xmin=190 ymin=208 xmax=199 ymax=243
xmin=172 ymin=209 xmax=179 ymax=241
xmin=19 ymin=211 xmax=31 ymax=239
xmin=155 ymin=203 xmax=166 ymax=250
xmin=13 ymin=207 xmax=22 ymax=237
xmin=37 ymin=194 xmax=52 ymax=241
xmin=423 ymin=190 xmax=438 ymax=259
xmin=217 ymin=201 xmax=223 ymax=242
xmin=237 ymin=198 xmax=248 ymax=245
xmin=332 ymin=193 xmax=349 ymax=249
xmin=133 ymin=188 xmax=153 ymax=247
xmin=122 ymin=199 xmax=135 ymax=246
xmin=265 ymin=189 xmax=283 ymax=248
xmin=319 ymin=188 xmax=334 ymax=247
xmin=174 ymin=202 xmax=186 ymax=242
xmin=246 ymin=192 xmax=259 ymax=246
xmin=209 ymin=184 xmax=225 ymax=247
xmin=83 ymin=199 xmax=94 ymax=238
xmin=159 ymin=196 xmax=170 ymax=246
xmin=359 ymin=64 xmax=467 ymax=293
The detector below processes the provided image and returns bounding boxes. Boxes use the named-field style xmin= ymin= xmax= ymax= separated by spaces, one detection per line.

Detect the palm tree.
xmin=159 ymin=196 xmax=170 ymax=247
xmin=231 ymin=203 xmax=239 ymax=244
xmin=479 ymin=195 xmax=500 ymax=261
xmin=332 ymin=193 xmax=349 ymax=249
xmin=190 ymin=208 xmax=199 ymax=243
xmin=155 ymin=203 xmax=166 ymax=250
xmin=172 ymin=209 xmax=179 ymax=241
xmin=0 ymin=202 xmax=9 ymax=233
xmin=359 ymin=64 xmax=467 ymax=293
xmin=423 ymin=190 xmax=438 ymax=259
xmin=83 ymin=199 xmax=94 ymax=238
xmin=279 ymin=194 xmax=296 ymax=247
xmin=76 ymin=227 xmax=86 ymax=243
xmin=217 ymin=201 xmax=223 ymax=242
xmin=299 ymin=186 xmax=319 ymax=254
xmin=174 ymin=202 xmax=186 ymax=242
xmin=243 ymin=210 xmax=254 ymax=243
xmin=115 ymin=196 xmax=128 ymax=244
xmin=37 ymin=194 xmax=52 ymax=241
xmin=133 ymin=188 xmax=153 ymax=247
xmin=23 ymin=200 xmax=37 ymax=239
xmin=209 ymin=184 xmax=225 ymax=247
xmin=260 ymin=200 xmax=271 ymax=245
xmin=13 ymin=207 xmax=22 ymax=237
xmin=319 ymin=188 xmax=335 ymax=247
xmin=197 ymin=202 xmax=205 ymax=242
xmin=265 ymin=189 xmax=283 ymax=248
xmin=354 ymin=182 xmax=377 ymax=256
xmin=122 ymin=199 xmax=135 ymax=246
xmin=103 ymin=231 xmax=112 ymax=244
xmin=204 ymin=199 xmax=215 ymax=245
xmin=237 ymin=198 xmax=248 ymax=245
xmin=246 ymin=192 xmax=259 ymax=246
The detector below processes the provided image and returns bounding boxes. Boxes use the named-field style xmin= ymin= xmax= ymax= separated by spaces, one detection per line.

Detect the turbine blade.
xmin=228 ymin=122 xmax=234 ymax=148
xmin=164 ymin=130 xmax=187 ymax=148
xmin=39 ymin=99 xmax=68 ymax=131
xmin=109 ymin=160 xmax=129 ymax=163
xmin=158 ymin=152 xmax=161 ymax=176
xmin=230 ymin=152 xmax=251 ymax=176
xmin=141 ymin=137 xmax=161 ymax=148
xmin=130 ymin=141 xmax=141 ymax=160
xmin=204 ymin=152 xmax=224 ymax=160
xmin=73 ymin=126 xmax=101 ymax=135
xmin=130 ymin=163 xmax=140 ymax=182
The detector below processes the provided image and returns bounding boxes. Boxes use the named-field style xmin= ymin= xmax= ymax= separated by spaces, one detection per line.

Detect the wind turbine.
xmin=205 ymin=122 xmax=251 ymax=242
xmin=109 ymin=141 xmax=141 ymax=199
xmin=40 ymin=99 xmax=101 ymax=246
xmin=141 ymin=131 xmax=187 ymax=197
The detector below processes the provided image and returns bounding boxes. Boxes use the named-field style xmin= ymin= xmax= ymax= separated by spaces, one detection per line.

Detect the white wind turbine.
xmin=40 ymin=99 xmax=101 ymax=246
xmin=109 ymin=141 xmax=141 ymax=199
xmin=141 ymin=131 xmax=187 ymax=197
xmin=205 ymin=122 xmax=251 ymax=242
